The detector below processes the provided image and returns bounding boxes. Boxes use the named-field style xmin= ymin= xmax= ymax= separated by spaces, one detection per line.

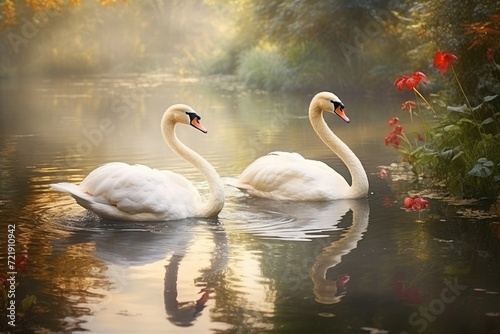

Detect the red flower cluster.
xmin=433 ymin=51 xmax=458 ymax=75
xmin=403 ymin=195 xmax=429 ymax=211
xmin=394 ymin=72 xmax=428 ymax=91
xmin=385 ymin=123 xmax=403 ymax=149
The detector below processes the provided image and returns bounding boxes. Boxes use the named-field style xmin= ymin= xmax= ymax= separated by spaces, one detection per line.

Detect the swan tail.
xmin=221 ymin=177 xmax=252 ymax=192
xmin=51 ymin=183 xmax=96 ymax=207
xmin=221 ymin=177 xmax=239 ymax=187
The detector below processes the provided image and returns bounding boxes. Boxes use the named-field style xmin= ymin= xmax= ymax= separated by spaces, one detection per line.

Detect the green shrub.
xmin=385 ymin=51 xmax=500 ymax=198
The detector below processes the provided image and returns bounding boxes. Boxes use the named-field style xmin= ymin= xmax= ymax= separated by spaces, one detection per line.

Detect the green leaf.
xmin=483 ymin=95 xmax=498 ymax=102
xmin=447 ymin=104 xmax=469 ymax=113
xmin=468 ymin=164 xmax=493 ymax=178
xmin=410 ymin=146 xmax=424 ymax=155
xmin=458 ymin=118 xmax=477 ymax=126
xmin=444 ymin=124 xmax=461 ymax=132
xmin=477 ymin=157 xmax=489 ymax=164
xmin=440 ymin=149 xmax=454 ymax=159
xmin=481 ymin=118 xmax=494 ymax=126
xmin=483 ymin=160 xmax=494 ymax=167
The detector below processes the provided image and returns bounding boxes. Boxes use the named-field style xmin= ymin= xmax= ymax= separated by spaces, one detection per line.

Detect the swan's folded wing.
xmin=236 ymin=152 xmax=348 ymax=200
xmin=78 ymin=163 xmax=200 ymax=217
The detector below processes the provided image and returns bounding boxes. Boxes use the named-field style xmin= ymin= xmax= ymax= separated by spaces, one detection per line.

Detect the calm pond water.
xmin=1 ymin=74 xmax=499 ymax=334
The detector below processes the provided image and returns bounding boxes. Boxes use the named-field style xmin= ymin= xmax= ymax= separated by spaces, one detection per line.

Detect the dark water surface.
xmin=1 ymin=74 xmax=499 ymax=333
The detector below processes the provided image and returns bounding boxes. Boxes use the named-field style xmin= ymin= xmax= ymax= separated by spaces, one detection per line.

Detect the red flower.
xmin=401 ymin=101 xmax=417 ymax=112
xmin=385 ymin=125 xmax=404 ymax=149
xmin=385 ymin=133 xmax=401 ymax=149
xmin=487 ymin=48 xmax=495 ymax=62
xmin=394 ymin=72 xmax=429 ymax=91
xmin=393 ymin=125 xmax=403 ymax=134
xmin=394 ymin=76 xmax=409 ymax=91
xmin=403 ymin=197 xmax=414 ymax=208
xmin=433 ymin=51 xmax=458 ymax=75
xmin=412 ymin=196 xmax=429 ymax=211
xmin=403 ymin=195 xmax=429 ymax=211
xmin=412 ymin=71 xmax=428 ymax=84
xmin=388 ymin=117 xmax=399 ymax=126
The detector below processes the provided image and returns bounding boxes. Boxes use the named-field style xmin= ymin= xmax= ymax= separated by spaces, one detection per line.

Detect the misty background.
xmin=0 ymin=0 xmax=497 ymax=96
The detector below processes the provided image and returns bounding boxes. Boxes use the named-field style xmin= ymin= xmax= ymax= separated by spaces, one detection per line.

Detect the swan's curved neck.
xmin=309 ymin=102 xmax=369 ymax=198
xmin=162 ymin=119 xmax=224 ymax=217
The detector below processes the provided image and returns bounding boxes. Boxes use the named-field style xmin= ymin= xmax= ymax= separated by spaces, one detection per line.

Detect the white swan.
xmin=51 ymin=104 xmax=224 ymax=221
xmin=235 ymin=91 xmax=369 ymax=201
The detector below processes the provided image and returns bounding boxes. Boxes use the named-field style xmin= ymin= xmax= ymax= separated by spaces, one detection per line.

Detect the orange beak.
xmin=190 ymin=117 xmax=208 ymax=133
xmin=335 ymin=106 xmax=350 ymax=123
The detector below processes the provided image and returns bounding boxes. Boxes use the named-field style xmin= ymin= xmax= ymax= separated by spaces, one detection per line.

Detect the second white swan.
xmin=51 ymin=104 xmax=225 ymax=221
xmin=235 ymin=91 xmax=369 ymax=201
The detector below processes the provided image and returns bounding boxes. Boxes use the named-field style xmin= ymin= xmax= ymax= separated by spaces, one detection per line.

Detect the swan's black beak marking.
xmin=186 ymin=112 xmax=208 ymax=133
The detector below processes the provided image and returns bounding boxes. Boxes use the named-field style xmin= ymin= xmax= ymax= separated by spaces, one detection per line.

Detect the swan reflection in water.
xmin=52 ymin=194 xmax=368 ymax=330
xmin=52 ymin=217 xmax=228 ymax=329
xmin=310 ymin=199 xmax=369 ymax=304
xmin=164 ymin=223 xmax=228 ymax=327
xmin=227 ymin=195 xmax=369 ymax=305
